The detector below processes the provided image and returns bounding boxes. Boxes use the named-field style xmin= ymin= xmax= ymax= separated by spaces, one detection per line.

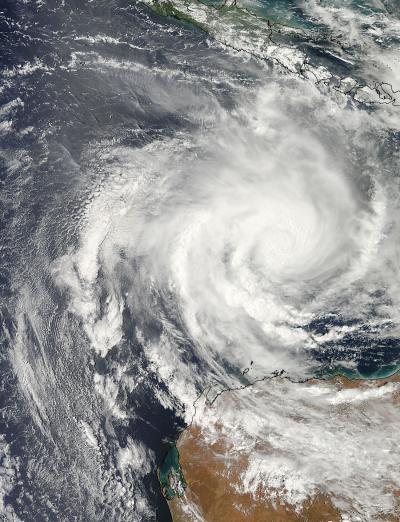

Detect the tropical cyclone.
xmin=117 ymin=80 xmax=390 ymax=380
xmin=54 ymin=63 xmax=400 ymax=520
xmin=2 ymin=1 xmax=399 ymax=520
xmin=48 ymin=9 xmax=399 ymax=520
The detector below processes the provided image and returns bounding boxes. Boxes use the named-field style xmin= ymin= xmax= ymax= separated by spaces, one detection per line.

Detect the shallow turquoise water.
xmin=200 ymin=0 xmax=315 ymax=29
xmin=318 ymin=364 xmax=400 ymax=381
xmin=200 ymin=0 xmax=393 ymax=32
xmin=159 ymin=444 xmax=187 ymax=500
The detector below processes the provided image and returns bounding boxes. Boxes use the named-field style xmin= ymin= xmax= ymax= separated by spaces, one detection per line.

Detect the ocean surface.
xmin=0 ymin=0 xmax=399 ymax=520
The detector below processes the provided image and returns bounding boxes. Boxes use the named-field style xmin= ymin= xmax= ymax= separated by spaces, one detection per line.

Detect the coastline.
xmin=159 ymin=369 xmax=400 ymax=521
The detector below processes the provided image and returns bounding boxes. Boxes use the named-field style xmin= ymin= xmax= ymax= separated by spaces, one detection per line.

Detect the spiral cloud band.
xmin=53 ymin=81 xmax=389 ymax=386
xmin=3 ymin=2 xmax=400 ymax=520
